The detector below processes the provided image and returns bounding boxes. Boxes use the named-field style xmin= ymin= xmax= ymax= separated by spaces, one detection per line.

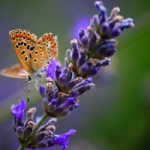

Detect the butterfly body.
xmin=1 ymin=29 xmax=58 ymax=80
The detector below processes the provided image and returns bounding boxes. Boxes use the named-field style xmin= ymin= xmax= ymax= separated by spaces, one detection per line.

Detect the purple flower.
xmin=93 ymin=2 xmax=134 ymax=38
xmin=11 ymin=98 xmax=26 ymax=121
xmin=47 ymin=59 xmax=61 ymax=80
xmin=54 ymin=129 xmax=76 ymax=150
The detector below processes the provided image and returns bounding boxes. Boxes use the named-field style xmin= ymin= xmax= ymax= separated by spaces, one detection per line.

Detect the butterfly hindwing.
xmin=1 ymin=64 xmax=29 ymax=78
xmin=31 ymin=33 xmax=58 ymax=70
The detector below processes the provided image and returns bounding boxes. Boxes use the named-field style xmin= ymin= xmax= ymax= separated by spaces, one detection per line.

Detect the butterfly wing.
xmin=8 ymin=29 xmax=58 ymax=79
xmin=9 ymin=29 xmax=37 ymax=75
xmin=1 ymin=64 xmax=29 ymax=78
xmin=29 ymin=33 xmax=58 ymax=71
xmin=39 ymin=33 xmax=58 ymax=60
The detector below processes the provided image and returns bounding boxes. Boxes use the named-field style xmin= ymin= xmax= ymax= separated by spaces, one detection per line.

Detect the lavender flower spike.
xmin=54 ymin=129 xmax=76 ymax=150
xmin=11 ymin=98 xmax=26 ymax=121
xmin=9 ymin=1 xmax=134 ymax=150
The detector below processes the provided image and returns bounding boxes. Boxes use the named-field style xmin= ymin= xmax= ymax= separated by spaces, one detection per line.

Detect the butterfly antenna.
xmin=27 ymin=82 xmax=31 ymax=102
xmin=21 ymin=80 xmax=31 ymax=102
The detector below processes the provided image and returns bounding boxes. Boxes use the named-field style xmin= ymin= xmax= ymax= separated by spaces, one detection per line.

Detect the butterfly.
xmin=1 ymin=29 xmax=58 ymax=81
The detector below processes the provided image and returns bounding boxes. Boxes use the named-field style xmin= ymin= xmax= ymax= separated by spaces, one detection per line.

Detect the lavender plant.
xmin=11 ymin=1 xmax=134 ymax=150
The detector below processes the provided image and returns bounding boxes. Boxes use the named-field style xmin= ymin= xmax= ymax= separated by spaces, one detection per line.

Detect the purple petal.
xmin=54 ymin=129 xmax=76 ymax=150
xmin=11 ymin=98 xmax=26 ymax=121
xmin=39 ymin=85 xmax=46 ymax=97
xmin=56 ymin=97 xmax=76 ymax=113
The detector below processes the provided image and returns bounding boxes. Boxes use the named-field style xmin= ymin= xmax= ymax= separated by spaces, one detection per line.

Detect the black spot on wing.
xmin=30 ymin=46 xmax=35 ymax=51
xmin=21 ymin=50 xmax=25 ymax=55
xmin=27 ymin=45 xmax=30 ymax=49
xmin=24 ymin=57 xmax=28 ymax=61
xmin=29 ymin=53 xmax=32 ymax=59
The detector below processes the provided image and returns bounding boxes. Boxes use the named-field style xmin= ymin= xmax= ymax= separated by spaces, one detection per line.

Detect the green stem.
xmin=18 ymin=145 xmax=25 ymax=150
xmin=18 ymin=113 xmax=48 ymax=150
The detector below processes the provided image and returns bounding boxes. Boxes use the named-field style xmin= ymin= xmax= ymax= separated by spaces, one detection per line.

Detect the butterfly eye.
xmin=27 ymin=76 xmax=32 ymax=81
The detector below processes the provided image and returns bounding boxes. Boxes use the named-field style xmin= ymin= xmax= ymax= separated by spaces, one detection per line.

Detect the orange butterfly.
xmin=1 ymin=29 xmax=58 ymax=81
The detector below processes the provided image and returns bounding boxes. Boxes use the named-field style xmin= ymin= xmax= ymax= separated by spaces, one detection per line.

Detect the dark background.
xmin=0 ymin=0 xmax=150 ymax=150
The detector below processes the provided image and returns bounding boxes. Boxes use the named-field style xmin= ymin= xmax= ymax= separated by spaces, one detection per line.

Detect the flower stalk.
xmin=18 ymin=113 xmax=48 ymax=150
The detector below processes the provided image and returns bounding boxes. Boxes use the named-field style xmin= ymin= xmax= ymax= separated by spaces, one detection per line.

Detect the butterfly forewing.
xmin=9 ymin=29 xmax=37 ymax=74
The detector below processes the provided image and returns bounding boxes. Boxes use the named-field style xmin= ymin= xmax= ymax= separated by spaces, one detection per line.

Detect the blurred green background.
xmin=0 ymin=0 xmax=150 ymax=150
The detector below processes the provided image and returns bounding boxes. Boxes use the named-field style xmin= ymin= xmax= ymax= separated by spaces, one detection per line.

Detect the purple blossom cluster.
xmin=11 ymin=1 xmax=134 ymax=150
xmin=40 ymin=59 xmax=94 ymax=118
xmin=11 ymin=99 xmax=76 ymax=149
